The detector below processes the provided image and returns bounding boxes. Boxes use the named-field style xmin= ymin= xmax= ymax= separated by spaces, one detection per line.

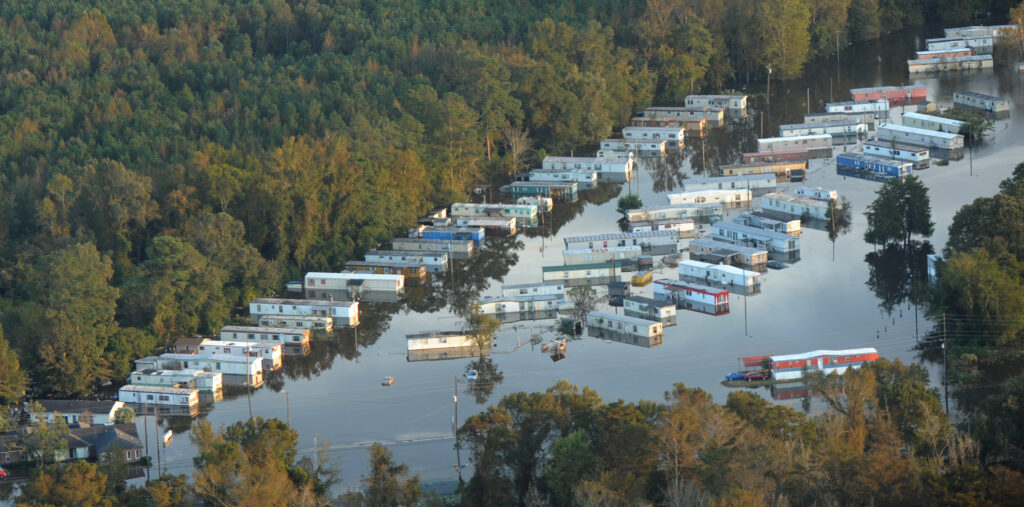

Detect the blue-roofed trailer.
xmin=836 ymin=153 xmax=912 ymax=182
xmin=419 ymin=226 xmax=485 ymax=246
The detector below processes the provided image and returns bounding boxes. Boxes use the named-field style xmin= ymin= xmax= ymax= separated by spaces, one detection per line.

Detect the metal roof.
xmin=119 ymin=384 xmax=196 ymax=395
xmin=541 ymin=262 xmax=617 ymax=272
xmin=563 ymin=230 xmax=677 ymax=243
xmin=770 ymin=348 xmax=878 ymax=362
xmin=587 ymin=311 xmax=661 ymax=327
xmin=877 ymin=122 xmax=960 ymax=140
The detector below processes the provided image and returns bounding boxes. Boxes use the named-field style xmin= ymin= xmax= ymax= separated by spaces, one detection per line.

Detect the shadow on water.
xmin=864 ymin=241 xmax=934 ymax=315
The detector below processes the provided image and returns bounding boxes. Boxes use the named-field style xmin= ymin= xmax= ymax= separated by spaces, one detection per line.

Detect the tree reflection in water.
xmin=463 ymin=356 xmax=505 ymax=405
xmin=864 ymin=240 xmax=933 ymax=315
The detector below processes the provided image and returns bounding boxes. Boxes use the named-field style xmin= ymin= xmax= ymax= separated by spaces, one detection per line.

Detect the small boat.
xmin=465 ymin=370 xmax=479 ymax=381
xmin=381 ymin=376 xmax=395 ymax=386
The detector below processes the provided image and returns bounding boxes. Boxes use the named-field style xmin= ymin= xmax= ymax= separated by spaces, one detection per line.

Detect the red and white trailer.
xmin=769 ymin=348 xmax=879 ymax=380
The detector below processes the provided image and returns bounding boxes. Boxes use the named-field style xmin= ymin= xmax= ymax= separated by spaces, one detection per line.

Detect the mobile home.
xmin=943 ymin=25 xmax=1016 ymax=39
xmin=586 ymin=311 xmax=664 ymax=339
xmin=345 ymin=259 xmax=428 ymax=280
xmin=863 ymin=140 xmax=930 ymax=169
xmin=129 ymin=369 xmax=223 ymax=394
xmin=952 ymin=91 xmax=1011 ymax=119
xmin=688 ymin=238 xmax=768 ymax=272
xmin=684 ymin=94 xmax=748 ymax=118
xmin=118 ymin=385 xmax=200 ymax=417
xmin=925 ymin=36 xmax=994 ymax=53
xmin=719 ymin=161 xmax=807 ymax=181
xmin=629 ymin=218 xmax=696 ymax=238
xmin=477 ymin=295 xmax=564 ymax=315
xmin=677 ymin=260 xmax=762 ymax=293
xmin=249 ymin=297 xmax=359 ymax=327
xmin=542 ymin=155 xmax=635 ymax=183
xmin=778 ymin=120 xmax=866 ymax=142
xmin=563 ymin=246 xmax=642 ymax=265
xmin=824 ymin=99 xmax=890 ymax=118
xmin=623 ymin=296 xmax=677 ymax=325
xmin=197 ymin=340 xmax=283 ymax=371
xmin=742 ymin=149 xmax=812 ymax=165
xmin=850 ymin=85 xmax=927 ymax=105
xmin=654 ymin=279 xmax=730 ymax=315
xmin=220 ymin=325 xmax=311 ymax=347
xmin=365 ymin=250 xmax=448 ymax=273
xmin=769 ymin=348 xmax=879 ymax=380
xmin=451 ymin=202 xmax=538 ymax=227
xmin=527 ymin=167 xmax=599 ymax=189
xmin=836 ymin=152 xmax=914 ymax=181
xmin=418 ymin=226 xmax=485 ymax=247
xmin=681 ymin=174 xmax=776 ymax=196
xmin=711 ymin=221 xmax=801 ymax=262
xmin=639 ymin=106 xmax=725 ymax=127
xmin=803 ymin=112 xmax=877 ymax=130
xmin=500 ymin=181 xmax=579 ymax=202
xmin=876 ymin=123 xmax=963 ymax=160
xmin=793 ymin=187 xmax=838 ymax=202
xmin=667 ymin=189 xmax=751 ymax=208
xmin=760 ymin=192 xmax=831 ymax=221
xmin=901 ymin=112 xmax=966 ymax=134
xmin=732 ymin=213 xmax=802 ymax=236
xmin=563 ymin=230 xmax=678 ymax=255
xmin=406 ymin=331 xmax=490 ymax=362
xmin=625 ymin=203 xmax=724 ymax=224
xmin=258 ymin=315 xmax=334 ymax=332
xmin=392 ymin=237 xmax=475 ymax=256
xmin=303 ymin=272 xmax=405 ymax=293
xmin=147 ymin=353 xmax=263 ymax=387
xmin=622 ymin=125 xmax=685 ymax=149
xmin=501 ymin=281 xmax=566 ymax=298
xmin=756 ymin=135 xmax=833 ymax=157
xmin=542 ymin=262 xmax=619 ymax=286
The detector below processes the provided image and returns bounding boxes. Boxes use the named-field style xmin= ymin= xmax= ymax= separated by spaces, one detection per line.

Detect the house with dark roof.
xmin=0 ymin=423 xmax=144 ymax=467
xmin=31 ymin=400 xmax=125 ymax=426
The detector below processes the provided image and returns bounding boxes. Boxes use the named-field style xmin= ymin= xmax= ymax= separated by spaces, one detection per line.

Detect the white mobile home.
xmin=654 ymin=279 xmax=731 ymax=316
xmin=366 ymin=250 xmax=448 ymax=273
xmin=863 ymin=140 xmax=930 ymax=169
xmin=451 ymin=202 xmax=538 ymax=226
xmin=901 ymin=112 xmax=965 ymax=134
xmin=129 ymin=369 xmax=223 ymax=393
xmin=926 ymin=36 xmax=994 ymax=53
xmin=501 ymin=281 xmax=566 ymax=298
xmin=943 ymin=25 xmax=1016 ymax=39
xmin=793 ymin=187 xmax=838 ymax=202
xmin=685 ymin=94 xmax=748 ymax=117
xmin=640 ymin=106 xmax=725 ymax=126
xmin=681 ymin=174 xmax=777 ymax=195
xmin=677 ymin=260 xmax=762 ymax=293
xmin=477 ymin=295 xmax=564 ymax=315
xmin=391 ymin=237 xmax=475 ymax=256
xmin=876 ymin=123 xmax=964 ymax=159
xmin=542 ymin=262 xmax=619 ymax=286
xmin=803 ymin=111 xmax=877 ymax=130
xmin=586 ymin=311 xmax=663 ymax=338
xmin=32 ymin=400 xmax=125 ymax=426
xmin=629 ymin=218 xmax=696 ymax=238
xmin=258 ymin=315 xmax=334 ymax=332
xmin=760 ymin=193 xmax=831 ymax=221
xmin=597 ymin=138 xmax=667 ymax=158
xmin=625 ymin=203 xmax=724 ymax=224
xmin=622 ymin=125 xmax=685 ymax=148
xmin=756 ymin=134 xmax=833 ymax=154
xmin=825 ymin=99 xmax=890 ymax=117
xmin=733 ymin=213 xmax=801 ymax=236
xmin=623 ymin=296 xmax=677 ymax=325
xmin=220 ymin=325 xmax=311 ymax=347
xmin=528 ymin=168 xmax=599 ymax=189
xmin=117 ymin=385 xmax=200 ymax=416
xmin=952 ymin=91 xmax=1011 ymax=119
xmin=689 ymin=239 xmax=769 ymax=271
xmin=712 ymin=221 xmax=801 ymax=262
xmin=563 ymin=246 xmax=642 ymax=265
xmin=303 ymin=272 xmax=404 ymax=293
xmin=542 ymin=155 xmax=635 ymax=182
xmin=197 ymin=340 xmax=283 ymax=371
xmin=907 ymin=55 xmax=992 ymax=74
xmin=666 ymin=189 xmax=751 ymax=208
xmin=779 ymin=120 xmax=866 ymax=141
xmin=563 ymin=230 xmax=678 ymax=255
xmin=151 ymin=353 xmax=264 ymax=387
xmin=249 ymin=297 xmax=359 ymax=327
xmin=405 ymin=331 xmax=490 ymax=361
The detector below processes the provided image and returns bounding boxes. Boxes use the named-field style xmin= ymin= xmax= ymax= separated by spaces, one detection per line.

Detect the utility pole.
xmin=313 ymin=434 xmax=319 ymax=476
xmin=806 ymin=87 xmax=810 ymax=115
xmin=155 ymin=404 xmax=161 ymax=477
xmin=943 ymin=313 xmax=949 ymax=416
xmin=454 ymin=376 xmax=464 ymax=485
xmin=836 ymin=31 xmax=840 ymax=85
xmin=143 ymin=403 xmax=150 ymax=481
xmin=766 ymin=65 xmax=772 ymax=123
xmin=246 ymin=341 xmax=254 ymax=421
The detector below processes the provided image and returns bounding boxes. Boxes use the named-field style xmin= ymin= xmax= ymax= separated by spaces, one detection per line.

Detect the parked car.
xmin=725 ymin=372 xmax=746 ymax=381
xmin=744 ymin=371 xmax=769 ymax=381
xmin=0 ymin=465 xmax=7 ymax=479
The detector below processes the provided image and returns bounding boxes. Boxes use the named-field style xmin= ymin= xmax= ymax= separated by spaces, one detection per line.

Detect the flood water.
xmin=139 ymin=26 xmax=1024 ymax=492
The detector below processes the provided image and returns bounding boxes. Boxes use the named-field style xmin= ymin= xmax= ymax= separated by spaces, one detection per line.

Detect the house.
xmin=117 ymin=385 xmax=200 ymax=417
xmin=901 ymin=112 xmax=966 ymax=134
xmin=625 ymin=203 xmax=723 ymax=224
xmin=681 ymin=174 xmax=777 ymax=196
xmin=563 ymin=230 xmax=678 ymax=255
xmin=850 ymin=85 xmax=927 ymax=105
xmin=586 ymin=311 xmax=664 ymax=343
xmin=876 ymin=123 xmax=963 ymax=160
xmin=719 ymin=161 xmax=807 ymax=181
xmin=220 ymin=325 xmax=312 ymax=347
xmin=391 ymin=237 xmax=475 ymax=256
xmin=406 ymin=331 xmax=490 ymax=362
xmin=563 ymin=245 xmax=643 ymax=265
xmin=527 ymin=167 xmax=599 ymax=189
xmin=541 ymin=155 xmax=635 ymax=182
xmin=711 ymin=221 xmax=800 ymax=262
xmin=836 ymin=152 xmax=914 ymax=181
xmin=677 ymin=260 xmax=763 ymax=294
xmin=689 ymin=238 xmax=768 ymax=272
xmin=500 ymin=181 xmax=579 ymax=202
xmin=197 ymin=340 xmax=283 ymax=371
xmin=760 ymin=192 xmax=831 ymax=221
xmin=653 ymin=279 xmax=730 ymax=316
xmin=623 ymin=296 xmax=677 ymax=325
xmin=128 ymin=369 xmax=223 ymax=394
xmin=733 ymin=213 xmax=801 ymax=236
xmin=249 ymin=298 xmax=358 ymax=327
xmin=31 ymin=400 xmax=125 ymax=426
xmin=952 ymin=91 xmax=1011 ymax=119
xmin=863 ymin=140 xmax=930 ymax=169
xmin=756 ymin=135 xmax=833 ymax=158
xmin=147 ymin=353 xmax=264 ymax=387
xmin=70 ymin=424 xmax=145 ymax=464
xmin=666 ymin=189 xmax=751 ymax=208
xmin=258 ymin=315 xmax=334 ymax=332
xmin=542 ymin=262 xmax=619 ymax=286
